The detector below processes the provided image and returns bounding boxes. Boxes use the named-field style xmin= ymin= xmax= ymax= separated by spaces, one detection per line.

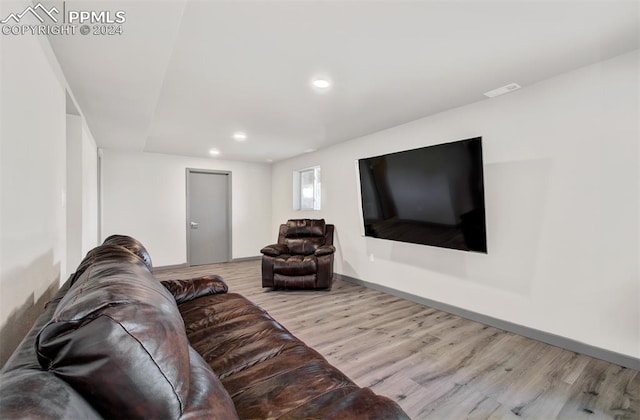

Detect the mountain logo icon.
xmin=1 ymin=3 xmax=60 ymax=24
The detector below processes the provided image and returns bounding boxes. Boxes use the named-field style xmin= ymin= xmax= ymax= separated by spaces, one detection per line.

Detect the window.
xmin=293 ymin=166 xmax=321 ymax=210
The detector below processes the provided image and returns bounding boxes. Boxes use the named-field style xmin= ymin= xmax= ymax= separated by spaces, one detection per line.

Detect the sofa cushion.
xmin=178 ymin=292 xmax=410 ymax=419
xmin=284 ymin=219 xmax=325 ymax=238
xmin=36 ymin=255 xmax=191 ymax=419
xmin=280 ymin=387 xmax=409 ymax=420
xmin=0 ymin=371 xmax=102 ymax=419
xmin=181 ymin=347 xmax=239 ymax=419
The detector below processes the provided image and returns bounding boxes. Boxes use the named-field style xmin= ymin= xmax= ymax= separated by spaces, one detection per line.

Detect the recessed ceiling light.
xmin=311 ymin=79 xmax=331 ymax=89
xmin=232 ymin=132 xmax=247 ymax=142
xmin=484 ymin=83 xmax=521 ymax=98
xmin=209 ymin=148 xmax=220 ymax=156
xmin=305 ymin=148 xmax=316 ymax=153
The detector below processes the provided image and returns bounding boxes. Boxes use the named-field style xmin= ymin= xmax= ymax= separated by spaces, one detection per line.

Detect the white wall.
xmin=66 ymin=115 xmax=83 ymax=274
xmin=101 ymin=150 xmax=272 ymax=267
xmin=81 ymin=120 xmax=99 ymax=255
xmin=0 ymin=1 xmax=99 ymax=365
xmin=66 ymin=115 xmax=99 ymax=274
xmin=0 ymin=1 xmax=67 ymax=363
xmin=272 ymin=50 xmax=640 ymax=359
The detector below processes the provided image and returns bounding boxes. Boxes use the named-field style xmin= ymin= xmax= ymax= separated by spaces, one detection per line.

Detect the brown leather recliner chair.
xmin=261 ymin=219 xmax=335 ymax=289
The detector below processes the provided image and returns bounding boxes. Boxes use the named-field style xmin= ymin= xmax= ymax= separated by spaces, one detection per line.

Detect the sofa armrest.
xmin=260 ymin=244 xmax=289 ymax=257
xmin=314 ymin=245 xmax=335 ymax=257
xmin=161 ymin=275 xmax=228 ymax=304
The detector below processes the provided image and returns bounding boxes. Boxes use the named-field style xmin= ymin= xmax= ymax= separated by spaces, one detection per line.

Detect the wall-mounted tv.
xmin=357 ymin=137 xmax=487 ymax=253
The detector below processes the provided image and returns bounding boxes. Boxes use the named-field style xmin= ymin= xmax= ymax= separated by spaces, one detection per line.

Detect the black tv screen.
xmin=357 ymin=137 xmax=487 ymax=253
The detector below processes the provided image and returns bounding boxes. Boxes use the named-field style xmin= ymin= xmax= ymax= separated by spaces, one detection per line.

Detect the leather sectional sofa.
xmin=0 ymin=235 xmax=409 ymax=419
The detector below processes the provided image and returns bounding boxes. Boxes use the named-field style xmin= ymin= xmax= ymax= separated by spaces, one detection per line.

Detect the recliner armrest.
xmin=314 ymin=245 xmax=335 ymax=257
xmin=161 ymin=275 xmax=228 ymax=304
xmin=260 ymin=244 xmax=289 ymax=257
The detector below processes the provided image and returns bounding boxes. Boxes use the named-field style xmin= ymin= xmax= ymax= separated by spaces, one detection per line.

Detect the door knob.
xmin=190 ymin=221 xmax=199 ymax=229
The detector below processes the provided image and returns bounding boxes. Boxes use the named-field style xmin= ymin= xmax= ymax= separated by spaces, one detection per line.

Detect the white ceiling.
xmin=46 ymin=0 xmax=639 ymax=163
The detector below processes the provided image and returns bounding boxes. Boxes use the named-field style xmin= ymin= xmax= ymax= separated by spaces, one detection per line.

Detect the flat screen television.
xmin=357 ymin=137 xmax=487 ymax=253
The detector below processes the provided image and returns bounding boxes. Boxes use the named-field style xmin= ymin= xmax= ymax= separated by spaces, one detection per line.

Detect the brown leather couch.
xmin=261 ymin=219 xmax=335 ymax=289
xmin=0 ymin=236 xmax=408 ymax=419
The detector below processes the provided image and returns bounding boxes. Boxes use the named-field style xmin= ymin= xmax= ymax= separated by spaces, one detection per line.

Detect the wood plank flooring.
xmin=154 ymin=260 xmax=639 ymax=420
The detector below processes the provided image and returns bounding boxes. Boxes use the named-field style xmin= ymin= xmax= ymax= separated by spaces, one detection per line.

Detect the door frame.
xmin=185 ymin=168 xmax=232 ymax=266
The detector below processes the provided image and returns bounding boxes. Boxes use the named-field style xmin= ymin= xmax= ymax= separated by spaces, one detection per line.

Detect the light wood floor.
xmin=154 ymin=260 xmax=639 ymax=420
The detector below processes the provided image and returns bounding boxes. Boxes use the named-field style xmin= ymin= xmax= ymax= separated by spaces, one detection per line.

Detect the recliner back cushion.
xmin=283 ymin=219 xmax=326 ymax=255
xmin=285 ymin=237 xmax=325 ymax=255
xmin=36 ymin=256 xmax=191 ymax=419
xmin=284 ymin=219 xmax=325 ymax=238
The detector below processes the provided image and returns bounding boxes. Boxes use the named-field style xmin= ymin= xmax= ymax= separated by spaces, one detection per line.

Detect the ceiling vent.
xmin=484 ymin=83 xmax=521 ymax=98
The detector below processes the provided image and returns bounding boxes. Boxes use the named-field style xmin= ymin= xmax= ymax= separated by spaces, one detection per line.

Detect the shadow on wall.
xmin=0 ymin=254 xmax=62 ymax=368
